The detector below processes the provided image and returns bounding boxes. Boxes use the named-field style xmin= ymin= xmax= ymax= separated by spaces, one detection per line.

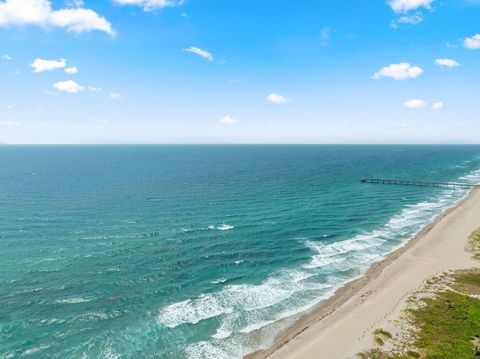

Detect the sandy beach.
xmin=249 ymin=188 xmax=480 ymax=359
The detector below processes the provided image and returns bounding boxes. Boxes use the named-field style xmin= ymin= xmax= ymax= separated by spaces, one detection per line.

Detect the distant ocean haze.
xmin=1 ymin=145 xmax=480 ymax=358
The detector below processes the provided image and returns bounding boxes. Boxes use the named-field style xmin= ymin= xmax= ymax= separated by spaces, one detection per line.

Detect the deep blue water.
xmin=1 ymin=145 xmax=480 ymax=358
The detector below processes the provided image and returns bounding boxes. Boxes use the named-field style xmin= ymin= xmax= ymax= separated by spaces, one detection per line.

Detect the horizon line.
xmin=1 ymin=143 xmax=480 ymax=146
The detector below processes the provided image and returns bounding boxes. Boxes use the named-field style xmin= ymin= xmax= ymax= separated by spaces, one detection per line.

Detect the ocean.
xmin=1 ymin=145 xmax=480 ymax=358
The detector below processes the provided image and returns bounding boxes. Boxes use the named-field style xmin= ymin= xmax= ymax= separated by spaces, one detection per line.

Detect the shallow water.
xmin=1 ymin=145 xmax=480 ymax=358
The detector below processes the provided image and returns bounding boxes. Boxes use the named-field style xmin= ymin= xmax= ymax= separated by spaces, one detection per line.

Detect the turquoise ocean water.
xmin=1 ymin=145 xmax=480 ymax=358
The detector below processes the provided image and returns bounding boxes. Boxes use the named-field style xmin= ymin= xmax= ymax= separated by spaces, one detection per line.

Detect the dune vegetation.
xmin=359 ymin=269 xmax=480 ymax=359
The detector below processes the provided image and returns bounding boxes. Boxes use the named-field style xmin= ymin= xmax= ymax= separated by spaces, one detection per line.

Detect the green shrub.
xmin=374 ymin=328 xmax=393 ymax=339
xmin=375 ymin=336 xmax=385 ymax=346
xmin=467 ymin=228 xmax=480 ymax=258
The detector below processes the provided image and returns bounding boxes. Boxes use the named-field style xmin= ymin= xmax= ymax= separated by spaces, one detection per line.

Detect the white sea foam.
xmin=164 ymin=167 xmax=480 ymax=359
xmin=13 ymin=287 xmax=44 ymax=295
xmin=158 ymin=295 xmax=234 ymax=328
xmin=212 ymin=327 xmax=233 ymax=340
xmin=22 ymin=344 xmax=50 ymax=356
xmin=36 ymin=318 xmax=66 ymax=325
xmin=304 ymin=255 xmax=347 ymax=270
xmin=186 ymin=341 xmax=234 ymax=359
xmin=306 ymin=188 xmax=467 ymax=273
xmin=32 ymin=257 xmax=59 ymax=264
xmin=217 ymin=224 xmax=234 ymax=231
xmin=76 ymin=311 xmax=110 ymax=321
xmin=158 ymin=281 xmax=295 ymax=328
xmin=459 ymin=169 xmax=480 ymax=183
xmin=175 ymin=223 xmax=235 ymax=233
xmin=211 ymin=278 xmax=228 ymax=284
xmin=102 ymin=345 xmax=120 ymax=359
xmin=54 ymin=297 xmax=92 ymax=304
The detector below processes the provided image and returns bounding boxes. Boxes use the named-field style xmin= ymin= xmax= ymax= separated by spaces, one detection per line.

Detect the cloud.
xmin=0 ymin=120 xmax=21 ymax=126
xmin=1 ymin=54 xmax=12 ymax=60
xmin=435 ymin=58 xmax=459 ymax=68
xmin=219 ymin=115 xmax=237 ymax=125
xmin=53 ymin=80 xmax=84 ymax=93
xmin=88 ymin=86 xmax=101 ymax=92
xmin=267 ymin=93 xmax=289 ymax=104
xmin=65 ymin=66 xmax=78 ymax=74
xmin=110 ymin=92 xmax=121 ymax=100
xmin=388 ymin=0 xmax=434 ymax=13
xmin=184 ymin=46 xmax=213 ymax=61
xmin=464 ymin=34 xmax=480 ymax=49
xmin=66 ymin=0 xmax=84 ymax=7
xmin=113 ymin=0 xmax=184 ymax=11
xmin=0 ymin=0 xmax=114 ymax=35
xmin=432 ymin=102 xmax=445 ymax=110
xmin=405 ymin=99 xmax=427 ymax=108
xmin=391 ymin=12 xmax=423 ymax=27
xmin=30 ymin=58 xmax=66 ymax=72
xmin=373 ymin=62 xmax=423 ymax=80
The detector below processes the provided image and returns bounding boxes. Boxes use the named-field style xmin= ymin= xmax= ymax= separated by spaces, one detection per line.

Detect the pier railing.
xmin=360 ymin=178 xmax=480 ymax=189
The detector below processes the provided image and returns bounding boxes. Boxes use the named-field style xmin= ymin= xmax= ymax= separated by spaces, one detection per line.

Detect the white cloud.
xmin=49 ymin=8 xmax=114 ymax=34
xmin=391 ymin=13 xmax=423 ymax=27
xmin=373 ymin=62 xmax=423 ymax=80
xmin=88 ymin=86 xmax=102 ymax=92
xmin=65 ymin=66 xmax=78 ymax=74
xmin=388 ymin=0 xmax=434 ymax=13
xmin=0 ymin=120 xmax=21 ymax=125
xmin=432 ymin=102 xmax=445 ymax=110
xmin=53 ymin=80 xmax=84 ymax=93
xmin=435 ymin=58 xmax=459 ymax=68
xmin=1 ymin=54 xmax=12 ymax=60
xmin=184 ymin=46 xmax=213 ymax=61
xmin=464 ymin=34 xmax=480 ymax=49
xmin=267 ymin=93 xmax=289 ymax=104
xmin=405 ymin=99 xmax=427 ymax=109
xmin=113 ymin=0 xmax=184 ymax=11
xmin=219 ymin=115 xmax=237 ymax=126
xmin=110 ymin=92 xmax=121 ymax=100
xmin=0 ymin=0 xmax=114 ymax=35
xmin=30 ymin=58 xmax=66 ymax=72
xmin=66 ymin=0 xmax=84 ymax=7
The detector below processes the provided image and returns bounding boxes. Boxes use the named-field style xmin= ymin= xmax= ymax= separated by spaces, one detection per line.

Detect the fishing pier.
xmin=360 ymin=178 xmax=480 ymax=189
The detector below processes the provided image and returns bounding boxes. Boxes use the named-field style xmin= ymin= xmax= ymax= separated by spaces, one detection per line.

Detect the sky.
xmin=0 ymin=0 xmax=479 ymax=144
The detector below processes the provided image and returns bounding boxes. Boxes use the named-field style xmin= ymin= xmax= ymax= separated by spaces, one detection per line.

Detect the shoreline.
xmin=247 ymin=188 xmax=480 ymax=359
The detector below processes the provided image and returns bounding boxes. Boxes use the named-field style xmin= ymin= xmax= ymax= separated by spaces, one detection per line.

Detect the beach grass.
xmin=411 ymin=287 xmax=480 ymax=358
xmin=358 ymin=348 xmax=418 ymax=359
xmin=467 ymin=228 xmax=480 ymax=259
xmin=374 ymin=336 xmax=385 ymax=346
xmin=374 ymin=328 xmax=393 ymax=340
xmin=358 ymin=270 xmax=480 ymax=359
